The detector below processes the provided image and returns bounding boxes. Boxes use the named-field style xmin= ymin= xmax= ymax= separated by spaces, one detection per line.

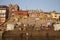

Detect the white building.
xmin=54 ymin=24 xmax=60 ymax=31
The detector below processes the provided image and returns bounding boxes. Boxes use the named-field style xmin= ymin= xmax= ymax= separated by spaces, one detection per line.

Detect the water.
xmin=29 ymin=36 xmax=60 ymax=40
xmin=2 ymin=36 xmax=60 ymax=40
xmin=2 ymin=31 xmax=60 ymax=40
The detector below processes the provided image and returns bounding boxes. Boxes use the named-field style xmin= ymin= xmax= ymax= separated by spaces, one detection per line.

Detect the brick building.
xmin=14 ymin=10 xmax=28 ymax=18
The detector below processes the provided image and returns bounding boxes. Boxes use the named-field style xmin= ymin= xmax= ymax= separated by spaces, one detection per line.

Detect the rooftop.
xmin=0 ymin=5 xmax=8 ymax=8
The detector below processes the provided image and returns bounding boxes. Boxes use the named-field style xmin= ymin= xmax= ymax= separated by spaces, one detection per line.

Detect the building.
xmin=9 ymin=4 xmax=19 ymax=17
xmin=28 ymin=10 xmax=39 ymax=18
xmin=14 ymin=10 xmax=28 ymax=18
xmin=0 ymin=6 xmax=9 ymax=25
xmin=51 ymin=11 xmax=60 ymax=20
xmin=8 ymin=10 xmax=28 ymax=26
xmin=9 ymin=4 xmax=19 ymax=12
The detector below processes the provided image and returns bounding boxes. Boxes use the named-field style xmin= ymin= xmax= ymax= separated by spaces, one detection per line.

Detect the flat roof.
xmin=0 ymin=5 xmax=8 ymax=8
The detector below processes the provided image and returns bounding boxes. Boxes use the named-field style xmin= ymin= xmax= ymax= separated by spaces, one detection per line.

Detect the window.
xmin=12 ymin=8 xmax=15 ymax=11
xmin=1 ymin=18 xmax=5 ymax=22
xmin=2 ymin=10 xmax=6 ymax=13
xmin=55 ymin=15 xmax=57 ymax=17
xmin=0 ymin=15 xmax=5 ymax=17
xmin=0 ymin=10 xmax=1 ymax=13
xmin=0 ymin=10 xmax=6 ymax=13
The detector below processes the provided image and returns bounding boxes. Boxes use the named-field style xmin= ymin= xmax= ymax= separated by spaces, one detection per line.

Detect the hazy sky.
xmin=0 ymin=0 xmax=60 ymax=12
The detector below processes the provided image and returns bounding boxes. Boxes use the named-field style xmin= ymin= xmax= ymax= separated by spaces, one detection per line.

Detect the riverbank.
xmin=2 ymin=30 xmax=60 ymax=37
xmin=0 ymin=30 xmax=60 ymax=40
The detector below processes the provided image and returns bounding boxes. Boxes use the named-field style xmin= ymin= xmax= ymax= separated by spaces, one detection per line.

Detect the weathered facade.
xmin=0 ymin=6 xmax=9 ymax=25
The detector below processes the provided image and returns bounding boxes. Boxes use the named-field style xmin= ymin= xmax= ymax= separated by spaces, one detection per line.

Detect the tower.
xmin=9 ymin=4 xmax=19 ymax=12
xmin=9 ymin=4 xmax=19 ymax=17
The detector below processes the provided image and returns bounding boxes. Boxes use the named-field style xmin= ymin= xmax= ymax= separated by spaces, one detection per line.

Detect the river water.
xmin=2 ymin=36 xmax=60 ymax=40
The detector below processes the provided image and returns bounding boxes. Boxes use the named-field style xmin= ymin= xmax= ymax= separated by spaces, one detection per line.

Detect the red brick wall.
xmin=14 ymin=10 xmax=28 ymax=16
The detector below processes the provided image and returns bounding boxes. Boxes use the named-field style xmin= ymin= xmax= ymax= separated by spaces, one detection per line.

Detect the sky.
xmin=0 ymin=0 xmax=60 ymax=12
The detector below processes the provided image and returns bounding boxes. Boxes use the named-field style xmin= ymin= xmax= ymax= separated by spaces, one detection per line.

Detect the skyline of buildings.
xmin=0 ymin=4 xmax=60 ymax=31
xmin=0 ymin=1 xmax=60 ymax=40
